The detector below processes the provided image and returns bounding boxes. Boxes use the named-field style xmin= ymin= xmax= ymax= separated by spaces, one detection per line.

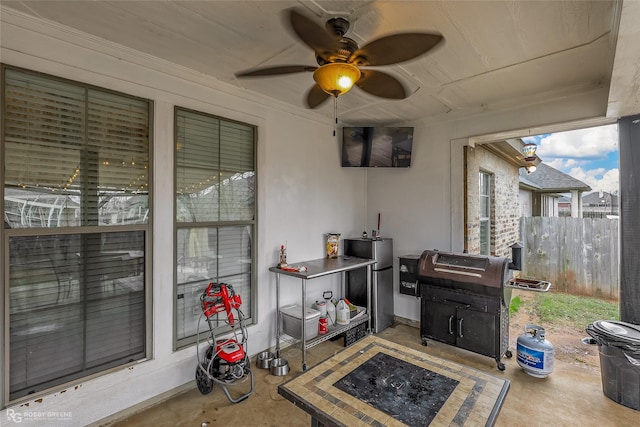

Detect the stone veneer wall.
xmin=465 ymin=145 xmax=521 ymax=258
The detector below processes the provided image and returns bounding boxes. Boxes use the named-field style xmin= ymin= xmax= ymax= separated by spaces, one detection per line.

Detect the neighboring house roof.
xmin=558 ymin=196 xmax=571 ymax=204
xmin=519 ymin=163 xmax=592 ymax=193
xmin=583 ymin=191 xmax=619 ymax=207
xmin=519 ymin=174 xmax=541 ymax=190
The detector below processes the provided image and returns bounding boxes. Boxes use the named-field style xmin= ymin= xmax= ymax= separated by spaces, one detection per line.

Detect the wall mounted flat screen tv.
xmin=342 ymin=127 xmax=414 ymax=167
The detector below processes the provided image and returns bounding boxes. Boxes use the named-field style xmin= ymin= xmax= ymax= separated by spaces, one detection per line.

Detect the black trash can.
xmin=586 ymin=320 xmax=640 ymax=411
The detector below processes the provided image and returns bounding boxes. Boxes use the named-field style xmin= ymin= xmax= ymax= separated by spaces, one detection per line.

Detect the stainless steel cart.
xmin=269 ymin=255 xmax=375 ymax=371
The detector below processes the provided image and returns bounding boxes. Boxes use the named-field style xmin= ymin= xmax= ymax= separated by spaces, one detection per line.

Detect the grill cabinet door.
xmin=455 ymin=308 xmax=497 ymax=358
xmin=420 ymin=285 xmax=457 ymax=345
xmin=421 ymin=300 xmax=457 ymax=345
xmin=420 ymin=284 xmax=500 ymax=358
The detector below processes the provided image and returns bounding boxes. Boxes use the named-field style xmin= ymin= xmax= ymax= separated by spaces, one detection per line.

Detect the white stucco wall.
xmin=0 ymin=9 xmax=366 ymax=425
xmin=0 ymin=7 xmax=611 ymax=426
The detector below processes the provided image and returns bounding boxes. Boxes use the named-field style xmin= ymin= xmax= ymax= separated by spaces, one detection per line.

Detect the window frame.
xmin=479 ymin=171 xmax=492 ymax=255
xmin=173 ymin=106 xmax=257 ymax=349
xmin=1 ymin=64 xmax=154 ymax=405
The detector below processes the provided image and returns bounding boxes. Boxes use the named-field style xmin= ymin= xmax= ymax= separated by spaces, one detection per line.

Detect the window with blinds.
xmin=479 ymin=171 xmax=492 ymax=255
xmin=2 ymin=66 xmax=151 ymax=401
xmin=175 ymin=107 xmax=255 ymax=346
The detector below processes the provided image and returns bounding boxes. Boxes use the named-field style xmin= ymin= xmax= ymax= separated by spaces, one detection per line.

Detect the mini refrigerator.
xmin=344 ymin=238 xmax=394 ymax=333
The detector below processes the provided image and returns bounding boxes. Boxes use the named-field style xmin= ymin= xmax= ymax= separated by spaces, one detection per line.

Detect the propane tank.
xmin=517 ymin=324 xmax=554 ymax=378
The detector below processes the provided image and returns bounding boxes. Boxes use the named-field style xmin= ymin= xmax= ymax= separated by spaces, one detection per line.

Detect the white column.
xmin=570 ymin=190 xmax=581 ymax=218
xmin=578 ymin=192 xmax=584 ymax=218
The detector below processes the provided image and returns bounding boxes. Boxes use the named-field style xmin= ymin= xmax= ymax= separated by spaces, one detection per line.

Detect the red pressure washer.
xmin=195 ymin=282 xmax=253 ymax=403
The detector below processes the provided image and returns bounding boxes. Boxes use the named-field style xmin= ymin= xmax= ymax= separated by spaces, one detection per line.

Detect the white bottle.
xmin=336 ymin=299 xmax=350 ymax=326
xmin=315 ymin=300 xmax=327 ymax=316
xmin=325 ymin=299 xmax=336 ymax=326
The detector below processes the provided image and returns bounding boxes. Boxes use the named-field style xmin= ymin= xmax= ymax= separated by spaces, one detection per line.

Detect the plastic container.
xmin=280 ymin=304 xmax=321 ymax=340
xmin=314 ymin=300 xmax=327 ymax=316
xmin=586 ymin=320 xmax=640 ymax=410
xmin=325 ymin=299 xmax=336 ymax=326
xmin=336 ymin=299 xmax=350 ymax=325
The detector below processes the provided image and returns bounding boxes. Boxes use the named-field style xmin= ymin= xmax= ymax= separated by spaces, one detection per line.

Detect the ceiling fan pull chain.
xmin=333 ymin=96 xmax=338 ymax=137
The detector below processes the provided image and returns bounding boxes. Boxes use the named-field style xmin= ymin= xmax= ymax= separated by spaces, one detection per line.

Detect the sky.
xmin=522 ymin=123 xmax=619 ymax=195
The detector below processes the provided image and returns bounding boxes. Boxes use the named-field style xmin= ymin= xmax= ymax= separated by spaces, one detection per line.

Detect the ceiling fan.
xmin=235 ymin=8 xmax=444 ymax=109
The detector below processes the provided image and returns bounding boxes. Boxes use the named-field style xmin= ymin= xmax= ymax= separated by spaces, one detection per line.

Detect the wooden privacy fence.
xmin=520 ymin=216 xmax=619 ymax=300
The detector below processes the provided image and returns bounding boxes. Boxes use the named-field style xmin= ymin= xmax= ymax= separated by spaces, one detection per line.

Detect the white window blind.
xmin=8 ymin=232 xmax=145 ymax=400
xmin=2 ymin=67 xmax=150 ymax=401
xmin=479 ymin=172 xmax=491 ymax=255
xmin=175 ymin=108 xmax=255 ymax=345
xmin=4 ymin=69 xmax=149 ymax=227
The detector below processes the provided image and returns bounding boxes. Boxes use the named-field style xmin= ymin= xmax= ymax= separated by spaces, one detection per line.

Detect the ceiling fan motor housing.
xmin=316 ymin=36 xmax=359 ymax=65
xmin=326 ymin=17 xmax=350 ymax=36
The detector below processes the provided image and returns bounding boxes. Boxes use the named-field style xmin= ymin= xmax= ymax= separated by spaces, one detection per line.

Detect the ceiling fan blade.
xmin=355 ymin=70 xmax=407 ymax=99
xmin=306 ymin=84 xmax=331 ymax=109
xmin=235 ymin=65 xmax=316 ymax=77
xmin=351 ymin=33 xmax=443 ymax=66
xmin=287 ymin=8 xmax=340 ymax=58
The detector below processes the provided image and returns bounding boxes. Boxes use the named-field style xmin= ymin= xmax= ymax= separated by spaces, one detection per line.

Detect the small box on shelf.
xmin=350 ymin=305 xmax=366 ymax=320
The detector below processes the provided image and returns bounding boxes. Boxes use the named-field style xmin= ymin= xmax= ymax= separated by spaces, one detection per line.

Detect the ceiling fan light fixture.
xmin=313 ymin=63 xmax=361 ymax=96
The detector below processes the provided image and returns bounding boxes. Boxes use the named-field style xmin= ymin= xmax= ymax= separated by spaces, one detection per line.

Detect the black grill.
xmin=417 ymin=249 xmax=513 ymax=370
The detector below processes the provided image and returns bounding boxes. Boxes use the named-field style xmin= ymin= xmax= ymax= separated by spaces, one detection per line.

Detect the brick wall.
xmin=465 ymin=145 xmax=520 ymax=258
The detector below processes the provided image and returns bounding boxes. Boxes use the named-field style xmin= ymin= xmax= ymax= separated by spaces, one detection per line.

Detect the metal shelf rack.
xmin=269 ymin=255 xmax=375 ymax=371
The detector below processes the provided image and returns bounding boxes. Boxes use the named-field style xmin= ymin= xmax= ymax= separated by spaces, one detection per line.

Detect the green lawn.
xmin=509 ymin=295 xmax=523 ymax=317
xmin=513 ymin=292 xmax=620 ymax=330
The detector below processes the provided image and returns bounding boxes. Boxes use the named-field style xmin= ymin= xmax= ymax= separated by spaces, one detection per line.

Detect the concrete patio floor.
xmin=101 ymin=323 xmax=639 ymax=427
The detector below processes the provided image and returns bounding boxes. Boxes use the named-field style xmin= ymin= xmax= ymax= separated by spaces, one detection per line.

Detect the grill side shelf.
xmin=506 ymin=278 xmax=552 ymax=292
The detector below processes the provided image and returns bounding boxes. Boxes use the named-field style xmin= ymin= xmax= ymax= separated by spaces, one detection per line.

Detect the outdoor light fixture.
xmin=525 ymin=164 xmax=537 ymax=174
xmin=313 ymin=63 xmax=361 ymax=97
xmin=522 ymin=142 xmax=538 ymax=162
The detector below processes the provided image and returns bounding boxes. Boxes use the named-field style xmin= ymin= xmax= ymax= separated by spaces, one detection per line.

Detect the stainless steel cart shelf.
xmin=269 ymin=255 xmax=375 ymax=371
xmin=280 ymin=315 xmax=369 ymax=348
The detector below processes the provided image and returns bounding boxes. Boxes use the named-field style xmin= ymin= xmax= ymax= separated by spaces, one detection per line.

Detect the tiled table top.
xmin=278 ymin=335 xmax=510 ymax=427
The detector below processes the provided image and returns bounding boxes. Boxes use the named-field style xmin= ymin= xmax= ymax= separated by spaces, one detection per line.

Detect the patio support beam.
xmin=619 ymin=114 xmax=640 ymax=324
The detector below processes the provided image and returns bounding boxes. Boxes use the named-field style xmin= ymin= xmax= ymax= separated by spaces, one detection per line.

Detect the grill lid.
xmin=418 ymin=249 xmax=510 ymax=289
